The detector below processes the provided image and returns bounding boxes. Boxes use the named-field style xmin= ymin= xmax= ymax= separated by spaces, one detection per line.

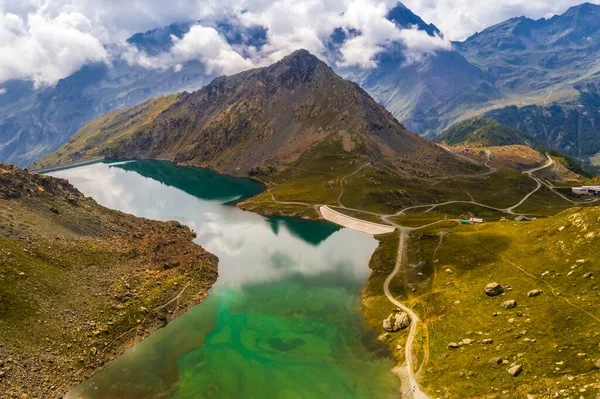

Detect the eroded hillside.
xmin=0 ymin=165 xmax=218 ymax=398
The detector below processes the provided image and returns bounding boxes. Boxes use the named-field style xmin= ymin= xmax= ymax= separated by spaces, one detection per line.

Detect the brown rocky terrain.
xmin=0 ymin=164 xmax=218 ymax=398
xmin=34 ymin=50 xmax=480 ymax=179
xmin=449 ymin=144 xmax=582 ymax=182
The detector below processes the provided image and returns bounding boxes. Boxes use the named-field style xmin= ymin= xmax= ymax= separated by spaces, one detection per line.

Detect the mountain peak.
xmin=266 ymin=49 xmax=332 ymax=85
xmin=564 ymin=2 xmax=599 ymax=15
xmin=38 ymin=49 xmax=475 ymax=178
xmin=387 ymin=2 xmax=442 ymax=37
xmin=278 ymin=49 xmax=324 ymax=68
xmin=286 ymin=48 xmax=314 ymax=59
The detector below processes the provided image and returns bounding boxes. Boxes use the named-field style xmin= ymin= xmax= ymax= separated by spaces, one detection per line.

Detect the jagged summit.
xmin=386 ymin=2 xmax=442 ymax=37
xmin=562 ymin=2 xmax=599 ymax=16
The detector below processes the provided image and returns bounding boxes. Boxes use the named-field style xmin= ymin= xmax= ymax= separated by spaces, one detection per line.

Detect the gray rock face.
xmin=527 ymin=289 xmax=542 ymax=297
xmin=455 ymin=3 xmax=600 ymax=158
xmin=382 ymin=311 xmax=410 ymax=332
xmin=507 ymin=364 xmax=522 ymax=377
xmin=501 ymin=300 xmax=517 ymax=309
xmin=485 ymin=282 xmax=504 ymax=296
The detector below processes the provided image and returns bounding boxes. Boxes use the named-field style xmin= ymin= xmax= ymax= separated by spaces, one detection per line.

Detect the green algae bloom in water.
xmin=52 ymin=160 xmax=399 ymax=399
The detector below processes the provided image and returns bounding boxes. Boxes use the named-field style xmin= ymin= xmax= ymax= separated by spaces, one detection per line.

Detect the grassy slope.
xmin=0 ymin=165 xmax=217 ymax=398
xmin=436 ymin=117 xmax=532 ymax=148
xmin=242 ymin=137 xmax=572 ymax=220
xmin=32 ymin=94 xmax=180 ymax=168
xmin=415 ymin=208 xmax=600 ymax=398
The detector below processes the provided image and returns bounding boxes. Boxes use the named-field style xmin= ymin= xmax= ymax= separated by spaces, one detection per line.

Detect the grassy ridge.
xmin=436 ymin=117 xmax=534 ymax=148
xmin=32 ymin=94 xmax=180 ymax=168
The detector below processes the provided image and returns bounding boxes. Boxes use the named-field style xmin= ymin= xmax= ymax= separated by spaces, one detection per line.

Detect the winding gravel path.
xmin=259 ymin=154 xmax=594 ymax=399
xmin=383 ymin=229 xmax=429 ymax=399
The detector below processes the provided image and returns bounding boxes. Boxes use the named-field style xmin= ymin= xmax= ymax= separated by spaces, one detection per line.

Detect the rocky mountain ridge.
xmin=36 ymin=50 xmax=478 ymax=179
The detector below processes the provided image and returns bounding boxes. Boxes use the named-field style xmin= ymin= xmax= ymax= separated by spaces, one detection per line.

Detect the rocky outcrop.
xmin=382 ymin=311 xmax=411 ymax=332
xmin=507 ymin=364 xmax=523 ymax=377
xmin=485 ymin=282 xmax=504 ymax=296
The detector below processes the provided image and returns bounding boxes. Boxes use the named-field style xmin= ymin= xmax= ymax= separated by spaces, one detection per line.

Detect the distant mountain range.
xmin=455 ymin=2 xmax=600 ymax=160
xmin=1 ymin=2 xmax=599 ymax=167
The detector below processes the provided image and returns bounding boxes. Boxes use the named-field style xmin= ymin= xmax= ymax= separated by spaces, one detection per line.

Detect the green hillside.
xmin=413 ymin=206 xmax=600 ymax=398
xmin=436 ymin=117 xmax=534 ymax=147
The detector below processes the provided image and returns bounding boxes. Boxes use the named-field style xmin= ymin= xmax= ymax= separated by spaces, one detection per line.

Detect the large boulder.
xmin=485 ymin=282 xmax=504 ymax=296
xmin=507 ymin=364 xmax=522 ymax=377
xmin=382 ymin=311 xmax=411 ymax=332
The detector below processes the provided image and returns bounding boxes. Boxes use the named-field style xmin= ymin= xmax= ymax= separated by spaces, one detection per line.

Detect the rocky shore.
xmin=0 ymin=165 xmax=218 ymax=398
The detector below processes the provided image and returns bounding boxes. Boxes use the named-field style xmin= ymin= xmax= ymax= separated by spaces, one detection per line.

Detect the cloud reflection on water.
xmin=51 ymin=162 xmax=377 ymax=290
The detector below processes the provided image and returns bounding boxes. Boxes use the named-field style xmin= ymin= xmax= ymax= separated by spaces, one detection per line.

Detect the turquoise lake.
xmin=50 ymin=160 xmax=399 ymax=399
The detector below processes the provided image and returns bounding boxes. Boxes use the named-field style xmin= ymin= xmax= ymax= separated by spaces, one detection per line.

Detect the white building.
xmin=572 ymin=186 xmax=600 ymax=195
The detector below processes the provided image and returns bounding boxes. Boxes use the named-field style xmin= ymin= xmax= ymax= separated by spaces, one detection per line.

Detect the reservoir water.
xmin=51 ymin=160 xmax=398 ymax=399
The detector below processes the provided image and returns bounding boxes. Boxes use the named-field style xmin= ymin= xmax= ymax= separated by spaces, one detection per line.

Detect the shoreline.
xmin=32 ymin=157 xmax=413 ymax=397
xmin=0 ymin=164 xmax=219 ymax=399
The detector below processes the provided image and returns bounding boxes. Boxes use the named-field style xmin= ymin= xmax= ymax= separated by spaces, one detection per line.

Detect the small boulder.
xmin=382 ymin=311 xmax=410 ymax=332
xmin=488 ymin=357 xmax=502 ymax=365
xmin=583 ymin=272 xmax=592 ymax=279
xmin=507 ymin=364 xmax=522 ymax=377
xmin=594 ymin=359 xmax=600 ymax=369
xmin=447 ymin=342 xmax=460 ymax=349
xmin=482 ymin=338 xmax=493 ymax=345
xmin=501 ymin=300 xmax=517 ymax=309
xmin=485 ymin=282 xmax=504 ymax=296
xmin=527 ymin=289 xmax=542 ymax=297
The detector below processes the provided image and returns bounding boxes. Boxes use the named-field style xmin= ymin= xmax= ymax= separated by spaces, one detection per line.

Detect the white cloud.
xmin=398 ymin=27 xmax=452 ymax=64
xmin=0 ymin=10 xmax=107 ymax=87
xmin=0 ymin=0 xmax=597 ymax=84
xmin=0 ymin=88 xmax=6 ymax=95
xmin=403 ymin=0 xmax=600 ymax=41
xmin=336 ymin=1 xmax=451 ymax=68
xmin=122 ymin=25 xmax=255 ymax=75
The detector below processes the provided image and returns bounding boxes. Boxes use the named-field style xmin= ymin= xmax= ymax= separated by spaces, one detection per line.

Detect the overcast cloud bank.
xmin=0 ymin=0 xmax=597 ymax=85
